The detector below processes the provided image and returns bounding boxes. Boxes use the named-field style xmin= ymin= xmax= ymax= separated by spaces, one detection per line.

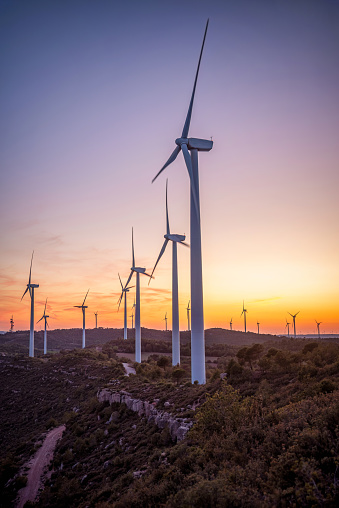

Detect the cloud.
xmin=249 ymin=297 xmax=282 ymax=304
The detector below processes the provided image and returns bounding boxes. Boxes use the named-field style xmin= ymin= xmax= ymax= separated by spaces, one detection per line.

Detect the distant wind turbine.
xmin=257 ymin=321 xmax=260 ymax=334
xmin=123 ymin=228 xmax=152 ymax=362
xmin=149 ymin=180 xmax=188 ymax=365
xmin=187 ymin=301 xmax=191 ymax=332
xmin=37 ymin=298 xmax=49 ymax=355
xmin=315 ymin=320 xmax=322 ymax=338
xmin=21 ymin=251 xmax=39 ymax=357
xmin=241 ymin=301 xmax=248 ymax=333
xmin=94 ymin=311 xmax=98 ymax=329
xmin=285 ymin=319 xmax=290 ymax=337
xmin=152 ymin=20 xmax=212 ymax=384
xmin=75 ymin=289 xmax=89 ymax=348
xmin=288 ymin=311 xmax=300 ymax=338
xmin=130 ymin=311 xmax=134 ymax=329
xmin=10 ymin=315 xmax=14 ymax=332
xmin=229 ymin=318 xmax=232 ymax=331
xmin=118 ymin=273 xmax=134 ymax=340
xmin=163 ymin=312 xmax=168 ymax=331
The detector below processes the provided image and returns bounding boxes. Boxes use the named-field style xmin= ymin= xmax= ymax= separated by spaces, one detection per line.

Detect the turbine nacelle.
xmin=165 ymin=233 xmax=186 ymax=243
xmin=132 ymin=267 xmax=146 ymax=274
xmin=175 ymin=137 xmax=213 ymax=152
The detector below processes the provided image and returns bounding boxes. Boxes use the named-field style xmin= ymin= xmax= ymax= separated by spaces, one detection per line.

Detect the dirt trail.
xmin=122 ymin=362 xmax=136 ymax=376
xmin=16 ymin=424 xmax=65 ymax=508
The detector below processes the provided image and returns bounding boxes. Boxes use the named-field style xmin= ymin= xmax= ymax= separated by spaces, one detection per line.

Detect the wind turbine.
xmin=257 ymin=321 xmax=260 ymax=334
xmin=123 ymin=228 xmax=152 ymax=362
xmin=130 ymin=311 xmax=134 ymax=329
xmin=285 ymin=319 xmax=290 ymax=337
xmin=187 ymin=301 xmax=191 ymax=331
xmin=288 ymin=311 xmax=300 ymax=338
xmin=149 ymin=180 xmax=188 ymax=365
xmin=163 ymin=312 xmax=168 ymax=331
xmin=75 ymin=289 xmax=89 ymax=348
xmin=241 ymin=301 xmax=248 ymax=333
xmin=130 ymin=298 xmax=136 ymax=329
xmin=315 ymin=320 xmax=322 ymax=338
xmin=152 ymin=20 xmax=212 ymax=384
xmin=21 ymin=251 xmax=39 ymax=357
xmin=94 ymin=311 xmax=98 ymax=329
xmin=10 ymin=316 xmax=14 ymax=332
xmin=37 ymin=298 xmax=49 ymax=355
xmin=118 ymin=273 xmax=134 ymax=340
xmin=229 ymin=318 xmax=233 ymax=331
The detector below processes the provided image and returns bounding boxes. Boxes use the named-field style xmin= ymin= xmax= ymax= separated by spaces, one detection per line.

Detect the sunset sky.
xmin=1 ymin=0 xmax=338 ymax=335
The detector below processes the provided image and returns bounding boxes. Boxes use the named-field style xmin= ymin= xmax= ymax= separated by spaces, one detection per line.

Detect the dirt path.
xmin=122 ymin=362 xmax=136 ymax=376
xmin=16 ymin=424 xmax=66 ymax=508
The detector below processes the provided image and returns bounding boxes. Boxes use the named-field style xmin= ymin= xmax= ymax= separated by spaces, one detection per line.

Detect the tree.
xmin=172 ymin=368 xmax=186 ymax=385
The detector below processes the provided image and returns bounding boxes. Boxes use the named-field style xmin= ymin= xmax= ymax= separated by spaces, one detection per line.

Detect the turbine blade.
xmin=143 ymin=272 xmax=153 ymax=278
xmin=37 ymin=316 xmax=44 ymax=324
xmin=181 ymin=19 xmax=209 ymax=139
xmin=28 ymin=250 xmax=34 ymax=286
xmin=166 ymin=179 xmax=170 ymax=235
xmin=118 ymin=272 xmax=123 ymax=290
xmin=132 ymin=227 xmax=135 ymax=267
xmin=21 ymin=286 xmax=29 ymax=301
xmin=83 ymin=289 xmax=90 ymax=306
xmin=149 ymin=239 xmax=169 ymax=283
xmin=152 ymin=146 xmax=181 ymax=184
xmin=124 ymin=270 xmax=134 ymax=290
xmin=117 ymin=292 xmax=123 ymax=311
xmin=179 ymin=241 xmax=190 ymax=248
xmin=181 ymin=143 xmax=200 ymax=220
xmin=44 ymin=298 xmax=47 ymax=314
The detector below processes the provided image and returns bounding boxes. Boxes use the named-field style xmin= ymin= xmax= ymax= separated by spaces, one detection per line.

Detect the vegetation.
xmin=0 ymin=335 xmax=338 ymax=507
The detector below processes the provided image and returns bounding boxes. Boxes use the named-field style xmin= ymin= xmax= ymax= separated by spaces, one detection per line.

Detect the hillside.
xmin=0 ymin=337 xmax=338 ymax=507
xmin=0 ymin=327 xmax=286 ymax=356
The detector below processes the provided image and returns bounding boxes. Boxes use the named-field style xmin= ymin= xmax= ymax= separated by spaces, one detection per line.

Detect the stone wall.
xmin=97 ymin=388 xmax=192 ymax=441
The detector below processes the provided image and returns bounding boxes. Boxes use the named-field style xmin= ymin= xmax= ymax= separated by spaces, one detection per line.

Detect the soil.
xmin=16 ymin=424 xmax=66 ymax=508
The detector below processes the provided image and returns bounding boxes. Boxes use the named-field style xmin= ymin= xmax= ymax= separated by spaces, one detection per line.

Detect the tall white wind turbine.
xmin=21 ymin=251 xmax=39 ymax=357
xmin=10 ymin=315 xmax=14 ymax=332
xmin=75 ymin=289 xmax=89 ymax=348
xmin=241 ymin=301 xmax=248 ymax=333
xmin=163 ymin=312 xmax=168 ymax=331
xmin=94 ymin=311 xmax=98 ymax=329
xmin=229 ymin=318 xmax=233 ymax=331
xmin=123 ymin=228 xmax=152 ymax=362
xmin=285 ymin=319 xmax=290 ymax=337
xmin=152 ymin=20 xmax=212 ymax=384
xmin=288 ymin=311 xmax=300 ymax=337
xmin=257 ymin=321 xmax=260 ymax=334
xmin=118 ymin=273 xmax=134 ymax=340
xmin=37 ymin=298 xmax=49 ymax=355
xmin=149 ymin=180 xmax=188 ymax=365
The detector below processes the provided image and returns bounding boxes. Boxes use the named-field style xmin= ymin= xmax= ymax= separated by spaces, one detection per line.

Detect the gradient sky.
xmin=1 ymin=0 xmax=338 ymax=335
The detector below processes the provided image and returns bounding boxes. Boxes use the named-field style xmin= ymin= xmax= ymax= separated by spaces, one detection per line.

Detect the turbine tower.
xmin=75 ymin=289 xmax=89 ymax=348
xmin=94 ymin=311 xmax=98 ymax=329
xmin=123 ymin=228 xmax=152 ymax=362
xmin=285 ymin=319 xmax=290 ymax=337
xmin=288 ymin=311 xmax=300 ymax=338
xmin=118 ymin=273 xmax=134 ymax=340
xmin=10 ymin=315 xmax=14 ymax=332
xmin=315 ymin=320 xmax=322 ymax=339
xmin=152 ymin=20 xmax=212 ymax=384
xmin=37 ymin=298 xmax=49 ymax=355
xmin=257 ymin=321 xmax=260 ymax=334
xmin=187 ymin=301 xmax=191 ymax=331
xmin=241 ymin=301 xmax=248 ymax=333
xmin=149 ymin=180 xmax=188 ymax=365
xmin=229 ymin=318 xmax=232 ymax=331
xmin=21 ymin=251 xmax=39 ymax=357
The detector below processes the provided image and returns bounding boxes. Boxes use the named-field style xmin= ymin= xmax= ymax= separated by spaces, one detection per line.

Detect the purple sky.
xmin=1 ymin=0 xmax=339 ymax=334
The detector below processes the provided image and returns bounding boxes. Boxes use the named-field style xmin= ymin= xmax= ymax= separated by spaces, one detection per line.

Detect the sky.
xmin=1 ymin=0 xmax=339 ymax=335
